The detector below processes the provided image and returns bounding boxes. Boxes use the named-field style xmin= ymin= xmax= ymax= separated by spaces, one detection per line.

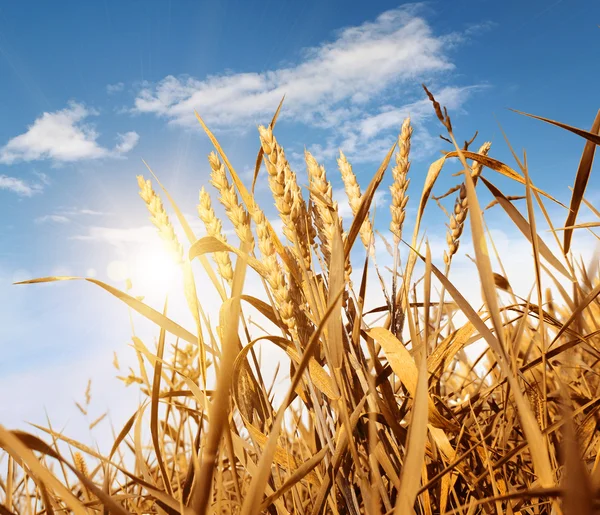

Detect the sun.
xmin=107 ymin=243 xmax=180 ymax=300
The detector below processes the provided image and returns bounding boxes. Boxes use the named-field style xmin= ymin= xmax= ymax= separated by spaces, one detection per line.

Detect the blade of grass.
xmin=15 ymin=277 xmax=208 ymax=352
xmin=563 ymin=110 xmax=600 ymax=253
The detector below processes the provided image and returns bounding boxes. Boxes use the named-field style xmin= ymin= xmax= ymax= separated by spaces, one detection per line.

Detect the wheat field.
xmin=2 ymin=86 xmax=600 ymax=514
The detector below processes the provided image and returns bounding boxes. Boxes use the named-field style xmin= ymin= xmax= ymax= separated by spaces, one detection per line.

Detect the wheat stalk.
xmin=390 ymin=117 xmax=412 ymax=245
xmin=258 ymin=126 xmax=312 ymax=265
xmin=338 ymin=150 xmax=374 ymax=251
xmin=251 ymin=206 xmax=295 ymax=331
xmin=208 ymin=151 xmax=254 ymax=247
xmin=137 ymin=175 xmax=184 ymax=263
xmin=198 ymin=187 xmax=234 ymax=285
xmin=305 ymin=151 xmax=339 ymax=261
xmin=443 ymin=142 xmax=491 ymax=265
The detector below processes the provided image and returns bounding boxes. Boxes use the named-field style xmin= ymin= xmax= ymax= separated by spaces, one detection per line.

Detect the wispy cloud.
xmin=106 ymin=82 xmax=125 ymax=94
xmin=115 ymin=131 xmax=140 ymax=153
xmin=132 ymin=5 xmax=482 ymax=164
xmin=71 ymin=226 xmax=158 ymax=246
xmin=61 ymin=208 xmax=104 ymax=216
xmin=333 ymin=188 xmax=387 ymax=220
xmin=34 ymin=208 xmax=103 ymax=224
xmin=0 ymin=102 xmax=139 ymax=165
xmin=35 ymin=214 xmax=70 ymax=224
xmin=132 ymin=6 xmax=463 ymax=128
xmin=33 ymin=171 xmax=51 ymax=185
xmin=0 ymin=175 xmax=43 ymax=196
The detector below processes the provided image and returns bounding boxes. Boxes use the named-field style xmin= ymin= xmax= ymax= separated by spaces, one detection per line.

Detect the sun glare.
xmin=106 ymin=243 xmax=180 ymax=300
xmin=132 ymin=244 xmax=179 ymax=299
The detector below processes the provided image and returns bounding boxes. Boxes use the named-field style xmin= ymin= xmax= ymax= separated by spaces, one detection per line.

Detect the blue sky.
xmin=1 ymin=0 xmax=599 ymax=442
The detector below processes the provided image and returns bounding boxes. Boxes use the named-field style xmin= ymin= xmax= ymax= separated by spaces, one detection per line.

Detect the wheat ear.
xmin=198 ymin=187 xmax=234 ymax=285
xmin=338 ymin=150 xmax=374 ymax=250
xmin=137 ymin=175 xmax=184 ymax=263
xmin=251 ymin=206 xmax=295 ymax=330
xmin=305 ymin=151 xmax=338 ymax=261
xmin=390 ymin=117 xmax=412 ymax=245
xmin=443 ymin=141 xmax=491 ymax=265
xmin=258 ymin=126 xmax=312 ymax=265
xmin=208 ymin=151 xmax=254 ymax=246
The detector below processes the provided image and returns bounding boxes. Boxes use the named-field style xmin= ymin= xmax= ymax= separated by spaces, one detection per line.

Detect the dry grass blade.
xmin=561 ymin=392 xmax=594 ymax=515
xmin=240 ymin=287 xmax=345 ymax=515
xmin=15 ymin=277 xmax=206 ymax=351
xmin=345 ymin=141 xmax=396 ymax=259
xmin=259 ymin=447 xmax=328 ymax=511
xmin=393 ymin=343 xmax=428 ymax=514
xmin=368 ymin=327 xmax=456 ymax=431
xmin=549 ymin=280 xmax=600 ymax=348
xmin=563 ymin=110 xmax=600 ymax=252
xmin=189 ymin=235 xmax=267 ymax=276
xmin=327 ymin=217 xmax=345 ymax=369
xmin=480 ymin=176 xmax=572 ymax=279
xmin=453 ymin=132 xmax=554 ymax=487
xmin=445 ymin=150 xmax=565 ymax=206
xmin=150 ymin=300 xmax=173 ymax=497
xmin=555 ymin=222 xmax=600 ymax=230
xmin=189 ymin=237 xmax=250 ymax=514
xmin=510 ymin=108 xmax=600 ymax=146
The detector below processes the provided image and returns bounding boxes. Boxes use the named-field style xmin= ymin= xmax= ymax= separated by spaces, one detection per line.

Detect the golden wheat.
xmin=8 ymin=89 xmax=600 ymax=515
xmin=443 ymin=141 xmax=491 ymax=265
xmin=338 ymin=150 xmax=374 ymax=250
xmin=198 ymin=186 xmax=234 ymax=284
xmin=208 ymin=151 xmax=254 ymax=246
xmin=137 ymin=175 xmax=184 ymax=263
xmin=390 ymin=117 xmax=412 ymax=245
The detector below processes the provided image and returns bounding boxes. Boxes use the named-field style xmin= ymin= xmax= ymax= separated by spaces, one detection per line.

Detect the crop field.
xmin=1 ymin=87 xmax=600 ymax=514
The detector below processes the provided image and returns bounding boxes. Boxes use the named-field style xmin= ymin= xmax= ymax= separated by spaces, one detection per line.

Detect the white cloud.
xmin=34 ymin=208 xmax=105 ymax=224
xmin=106 ymin=82 xmax=125 ymax=94
xmin=0 ymin=175 xmax=43 ymax=196
xmin=35 ymin=214 xmax=70 ymax=224
xmin=0 ymin=102 xmax=139 ymax=165
xmin=333 ymin=187 xmax=387 ymax=220
xmin=115 ymin=131 xmax=140 ymax=153
xmin=131 ymin=6 xmax=484 ymax=166
xmin=71 ymin=226 xmax=158 ymax=246
xmin=132 ymin=5 xmax=464 ymax=131
xmin=60 ymin=208 xmax=104 ymax=216
xmin=33 ymin=171 xmax=51 ymax=185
